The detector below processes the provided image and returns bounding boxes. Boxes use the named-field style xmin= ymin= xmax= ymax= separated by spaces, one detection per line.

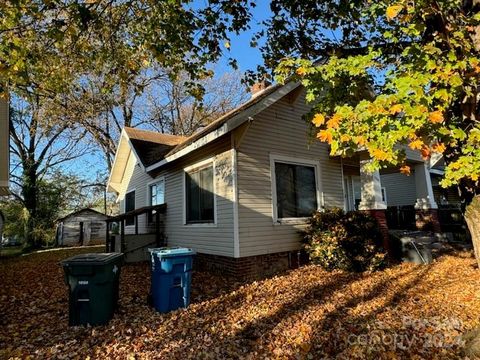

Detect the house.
xmin=107 ymin=81 xmax=447 ymax=278
xmin=0 ymin=96 xmax=9 ymax=196
xmin=56 ymin=208 xmax=110 ymax=246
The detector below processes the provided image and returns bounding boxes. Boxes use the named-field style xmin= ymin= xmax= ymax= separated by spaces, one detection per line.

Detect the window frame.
xmin=182 ymin=158 xmax=217 ymax=227
xmin=147 ymin=177 xmax=166 ymax=206
xmin=270 ymin=154 xmax=322 ymax=224
xmin=147 ymin=177 xmax=165 ymax=225
xmin=124 ymin=188 xmax=136 ymax=226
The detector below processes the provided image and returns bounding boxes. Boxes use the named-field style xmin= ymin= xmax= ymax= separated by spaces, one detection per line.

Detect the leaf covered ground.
xmin=1 ymin=247 xmax=480 ymax=359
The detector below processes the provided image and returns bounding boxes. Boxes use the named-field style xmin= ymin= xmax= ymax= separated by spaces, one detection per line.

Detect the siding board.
xmin=237 ymin=91 xmax=344 ymax=257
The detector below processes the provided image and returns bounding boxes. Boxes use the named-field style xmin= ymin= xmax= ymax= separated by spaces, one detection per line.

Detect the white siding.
xmin=237 ymin=92 xmax=345 ymax=257
xmin=118 ymin=150 xmax=154 ymax=234
xmin=380 ymin=172 xmax=417 ymax=206
xmin=160 ymin=144 xmax=234 ymax=256
xmin=117 ymin=139 xmax=235 ymax=256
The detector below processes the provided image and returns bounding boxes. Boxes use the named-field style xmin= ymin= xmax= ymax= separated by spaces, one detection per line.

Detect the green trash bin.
xmin=61 ymin=253 xmax=124 ymax=326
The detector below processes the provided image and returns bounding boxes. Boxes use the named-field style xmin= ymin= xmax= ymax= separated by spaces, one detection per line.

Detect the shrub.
xmin=302 ymin=208 xmax=387 ymax=272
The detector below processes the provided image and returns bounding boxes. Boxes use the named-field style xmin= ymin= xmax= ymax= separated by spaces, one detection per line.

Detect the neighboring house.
xmin=0 ymin=96 xmax=9 ymax=196
xmin=56 ymin=208 xmax=110 ymax=246
xmin=107 ymin=81 xmax=444 ymax=278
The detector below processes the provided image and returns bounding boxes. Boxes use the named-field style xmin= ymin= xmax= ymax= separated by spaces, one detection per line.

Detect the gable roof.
xmin=57 ymin=208 xmax=109 ymax=222
xmin=107 ymin=80 xmax=302 ymax=193
xmin=124 ymin=127 xmax=185 ymax=167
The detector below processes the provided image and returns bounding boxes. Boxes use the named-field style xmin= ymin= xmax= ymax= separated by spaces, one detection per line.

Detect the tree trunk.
xmin=22 ymin=162 xmax=39 ymax=248
xmin=465 ymin=195 xmax=480 ymax=268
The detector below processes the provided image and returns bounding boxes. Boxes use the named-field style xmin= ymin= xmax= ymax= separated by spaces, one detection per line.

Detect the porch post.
xmin=120 ymin=219 xmax=125 ymax=253
xmin=414 ymin=162 xmax=441 ymax=232
xmin=358 ymin=154 xmax=390 ymax=254
xmin=105 ymin=220 xmax=110 ymax=252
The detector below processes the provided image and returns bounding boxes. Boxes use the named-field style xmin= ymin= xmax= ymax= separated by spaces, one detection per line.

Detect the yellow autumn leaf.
xmin=356 ymin=136 xmax=366 ymax=146
xmin=312 ymin=113 xmax=325 ymax=127
xmin=224 ymin=41 xmax=230 ymax=49
xmin=296 ymin=67 xmax=307 ymax=76
xmin=371 ymin=148 xmax=389 ymax=161
xmin=317 ymin=129 xmax=333 ymax=144
xmin=409 ymin=138 xmax=424 ymax=150
xmin=432 ymin=142 xmax=446 ymax=153
xmin=472 ymin=174 xmax=479 ymax=181
xmin=340 ymin=134 xmax=351 ymax=142
xmin=429 ymin=111 xmax=444 ymax=124
xmin=386 ymin=5 xmax=403 ymax=20
xmin=389 ymin=104 xmax=403 ymax=115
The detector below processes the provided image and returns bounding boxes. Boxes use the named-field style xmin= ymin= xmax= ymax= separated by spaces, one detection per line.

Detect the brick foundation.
xmin=363 ymin=209 xmax=391 ymax=256
xmin=194 ymin=251 xmax=309 ymax=280
xmin=416 ymin=209 xmax=442 ymax=233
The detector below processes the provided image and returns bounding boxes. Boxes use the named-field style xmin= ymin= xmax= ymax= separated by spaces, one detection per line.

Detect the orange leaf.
xmin=327 ymin=114 xmax=341 ymax=129
xmin=371 ymin=148 xmax=389 ymax=161
xmin=429 ymin=111 xmax=444 ymax=124
xmin=317 ymin=129 xmax=333 ymax=144
xmin=296 ymin=67 xmax=307 ymax=76
xmin=356 ymin=136 xmax=366 ymax=146
xmin=340 ymin=134 xmax=351 ymax=142
xmin=409 ymin=139 xmax=424 ymax=150
xmin=432 ymin=142 xmax=446 ymax=153
xmin=400 ymin=165 xmax=411 ymax=175
xmin=312 ymin=113 xmax=325 ymax=127
xmin=421 ymin=146 xmax=431 ymax=159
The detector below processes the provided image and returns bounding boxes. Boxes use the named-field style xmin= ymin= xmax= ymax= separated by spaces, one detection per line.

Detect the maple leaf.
xmin=400 ymin=165 xmax=411 ymax=175
xmin=317 ymin=129 xmax=333 ymax=143
xmin=409 ymin=138 xmax=424 ymax=150
xmin=312 ymin=113 xmax=325 ymax=127
xmin=327 ymin=114 xmax=341 ymax=129
xmin=371 ymin=148 xmax=389 ymax=161
xmin=429 ymin=111 xmax=444 ymax=124
xmin=432 ymin=142 xmax=446 ymax=153
xmin=389 ymin=104 xmax=403 ymax=115
xmin=296 ymin=67 xmax=307 ymax=76
xmin=386 ymin=5 xmax=403 ymax=20
xmin=421 ymin=146 xmax=431 ymax=159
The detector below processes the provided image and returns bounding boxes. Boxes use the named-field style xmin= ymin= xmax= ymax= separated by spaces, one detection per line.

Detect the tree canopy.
xmin=271 ymin=1 xmax=480 ymax=195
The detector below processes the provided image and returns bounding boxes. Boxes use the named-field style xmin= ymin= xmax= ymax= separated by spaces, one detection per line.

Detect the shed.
xmin=56 ymin=209 xmax=110 ymax=246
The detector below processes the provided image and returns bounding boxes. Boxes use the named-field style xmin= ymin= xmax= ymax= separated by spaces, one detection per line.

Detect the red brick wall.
xmin=363 ymin=209 xmax=391 ymax=256
xmin=194 ymin=251 xmax=308 ymax=280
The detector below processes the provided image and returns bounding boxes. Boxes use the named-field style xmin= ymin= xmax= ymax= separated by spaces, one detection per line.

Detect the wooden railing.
xmin=105 ymin=204 xmax=167 ymax=253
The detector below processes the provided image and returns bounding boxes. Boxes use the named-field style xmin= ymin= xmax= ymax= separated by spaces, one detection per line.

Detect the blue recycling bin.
xmin=148 ymin=247 xmax=195 ymax=313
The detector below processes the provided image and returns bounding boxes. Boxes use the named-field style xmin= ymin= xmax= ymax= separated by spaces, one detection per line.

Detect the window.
xmin=185 ymin=164 xmax=214 ymax=224
xmin=148 ymin=179 xmax=165 ymax=224
xmin=273 ymin=159 xmax=318 ymax=220
xmin=150 ymin=179 xmax=165 ymax=206
xmin=125 ymin=190 xmax=135 ymax=226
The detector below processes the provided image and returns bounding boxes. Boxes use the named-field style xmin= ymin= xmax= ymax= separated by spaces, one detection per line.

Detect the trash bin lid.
xmin=148 ymin=247 xmax=195 ymax=258
xmin=61 ymin=253 xmax=124 ymax=266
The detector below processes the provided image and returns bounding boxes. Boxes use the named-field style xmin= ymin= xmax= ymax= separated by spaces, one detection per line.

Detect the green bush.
xmin=302 ymin=208 xmax=387 ymax=272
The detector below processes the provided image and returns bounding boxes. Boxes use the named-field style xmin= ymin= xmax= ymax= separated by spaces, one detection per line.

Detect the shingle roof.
xmin=124 ymin=127 xmax=186 ymax=167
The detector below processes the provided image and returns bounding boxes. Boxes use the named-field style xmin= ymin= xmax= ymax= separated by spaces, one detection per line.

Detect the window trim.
xmin=124 ymin=188 xmax=136 ymax=227
xmin=270 ymin=154 xmax=322 ymax=224
xmin=182 ymin=158 xmax=217 ymax=227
